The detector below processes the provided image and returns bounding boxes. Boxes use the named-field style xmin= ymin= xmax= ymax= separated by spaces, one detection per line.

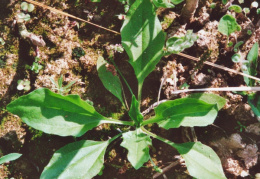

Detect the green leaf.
xmin=228 ymin=5 xmax=242 ymax=13
xmin=0 ymin=153 xmax=22 ymax=165
xmin=153 ymin=98 xmax=218 ymax=129
xmin=231 ymin=53 xmax=241 ymax=63
xmin=21 ymin=2 xmax=28 ymax=11
xmin=243 ymin=43 xmax=259 ymax=86
xmin=222 ymin=0 xmax=228 ymax=5
xmin=90 ymin=0 xmax=101 ymax=2
xmin=248 ymin=93 xmax=260 ymax=117
xmin=120 ymin=128 xmax=152 ymax=169
xmin=187 ymin=93 xmax=226 ymax=111
xmin=27 ymin=3 xmax=35 ymax=12
xmin=97 ymin=56 xmax=124 ymax=105
xmin=172 ymin=142 xmax=226 ymax=179
xmin=234 ymin=41 xmax=244 ymax=52
xmin=166 ymin=30 xmax=198 ymax=54
xmin=129 ymin=95 xmax=143 ymax=126
xmin=218 ymin=15 xmax=241 ymax=36
xmin=41 ymin=140 xmax=109 ymax=179
xmin=7 ymin=88 xmax=121 ymax=137
xmin=152 ymin=0 xmax=175 ymax=8
xmin=121 ymin=0 xmax=166 ymax=96
xmin=17 ymin=13 xmax=31 ymax=21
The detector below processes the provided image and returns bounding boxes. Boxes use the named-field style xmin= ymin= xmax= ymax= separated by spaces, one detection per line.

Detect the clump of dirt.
xmin=210 ymin=133 xmax=258 ymax=177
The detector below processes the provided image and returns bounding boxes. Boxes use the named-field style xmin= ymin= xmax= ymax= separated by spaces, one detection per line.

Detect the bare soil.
xmin=0 ymin=0 xmax=259 ymax=178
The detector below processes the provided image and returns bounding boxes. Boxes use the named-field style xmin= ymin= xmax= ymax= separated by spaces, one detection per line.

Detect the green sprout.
xmin=50 ymin=75 xmax=76 ymax=95
xmin=21 ymin=2 xmax=35 ymax=12
xmin=26 ymin=57 xmax=43 ymax=73
xmin=235 ymin=121 xmax=246 ymax=132
xmin=17 ymin=80 xmax=31 ymax=91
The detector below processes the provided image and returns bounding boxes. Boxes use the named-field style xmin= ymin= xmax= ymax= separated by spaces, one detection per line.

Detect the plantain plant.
xmin=7 ymin=0 xmax=227 ymax=178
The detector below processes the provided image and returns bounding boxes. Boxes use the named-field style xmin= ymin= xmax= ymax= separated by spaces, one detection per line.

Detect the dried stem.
xmin=177 ymin=52 xmax=260 ymax=82
xmin=24 ymin=0 xmax=120 ymax=35
xmin=170 ymin=86 xmax=260 ymax=95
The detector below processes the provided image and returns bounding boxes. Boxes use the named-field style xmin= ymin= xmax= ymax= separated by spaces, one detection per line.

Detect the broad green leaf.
xmin=243 ymin=43 xmax=259 ymax=86
xmin=218 ymin=15 xmax=241 ymax=36
xmin=153 ymin=98 xmax=218 ymax=129
xmin=97 ymin=56 xmax=124 ymax=105
xmin=248 ymin=93 xmax=260 ymax=117
xmin=188 ymin=93 xmax=226 ymax=111
xmin=172 ymin=142 xmax=226 ymax=179
xmin=121 ymin=128 xmax=152 ymax=169
xmin=166 ymin=30 xmax=198 ymax=54
xmin=129 ymin=95 xmax=143 ymax=126
xmin=0 ymin=153 xmax=22 ymax=165
xmin=152 ymin=0 xmax=175 ymax=8
xmin=7 ymin=88 xmax=122 ymax=137
xmin=228 ymin=5 xmax=242 ymax=13
xmin=41 ymin=140 xmax=109 ymax=179
xmin=121 ymin=0 xmax=166 ymax=95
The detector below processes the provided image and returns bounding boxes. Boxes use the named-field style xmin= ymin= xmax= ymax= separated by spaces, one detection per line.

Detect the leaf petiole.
xmin=141 ymin=126 xmax=177 ymax=147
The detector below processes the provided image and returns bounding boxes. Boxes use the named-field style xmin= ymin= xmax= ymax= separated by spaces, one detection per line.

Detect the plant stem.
xmin=141 ymin=117 xmax=160 ymax=126
xmin=108 ymin=133 xmax=122 ymax=143
xmin=141 ymin=126 xmax=177 ymax=147
xmin=170 ymin=86 xmax=260 ymax=95
xmin=138 ymin=82 xmax=142 ymax=104
xmin=108 ymin=118 xmax=134 ymax=126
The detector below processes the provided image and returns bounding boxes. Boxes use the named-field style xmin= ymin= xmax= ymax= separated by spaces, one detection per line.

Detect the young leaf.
xmin=187 ymin=93 xmax=226 ymax=111
xmin=0 ymin=153 xmax=22 ymax=165
xmin=234 ymin=41 xmax=243 ymax=52
xmin=128 ymin=95 xmax=143 ymax=126
xmin=146 ymin=98 xmax=218 ymax=128
xmin=121 ymin=0 xmax=166 ymax=98
xmin=27 ymin=3 xmax=35 ymax=12
xmin=120 ymin=128 xmax=152 ymax=169
xmin=231 ymin=53 xmax=241 ymax=63
xmin=243 ymin=43 xmax=259 ymax=86
xmin=228 ymin=5 xmax=242 ymax=13
xmin=166 ymin=30 xmax=198 ymax=54
xmin=218 ymin=15 xmax=241 ymax=36
xmin=7 ymin=88 xmax=123 ymax=137
xmin=21 ymin=2 xmax=28 ymax=11
xmin=97 ymin=56 xmax=124 ymax=105
xmin=172 ymin=142 xmax=226 ymax=179
xmin=41 ymin=140 xmax=109 ymax=179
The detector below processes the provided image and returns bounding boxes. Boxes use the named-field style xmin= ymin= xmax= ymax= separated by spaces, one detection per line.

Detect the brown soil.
xmin=0 ymin=0 xmax=259 ymax=178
